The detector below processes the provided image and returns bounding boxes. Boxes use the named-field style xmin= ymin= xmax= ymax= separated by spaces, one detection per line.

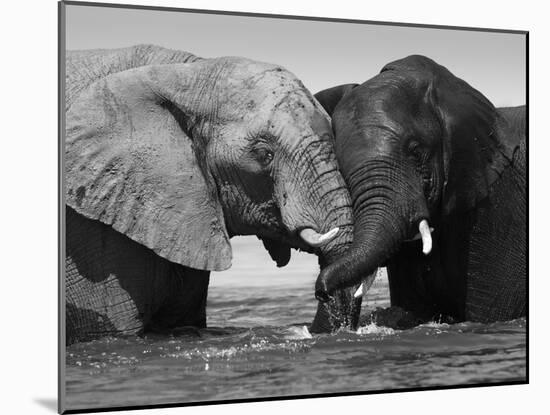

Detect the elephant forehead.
xmin=221 ymin=61 xmax=308 ymax=100
xmin=225 ymin=58 xmax=299 ymax=86
xmin=221 ymin=84 xmax=321 ymax=126
xmin=209 ymin=58 xmax=329 ymax=136
xmin=338 ymin=81 xmax=435 ymax=137
xmin=242 ymin=97 xmax=329 ymax=141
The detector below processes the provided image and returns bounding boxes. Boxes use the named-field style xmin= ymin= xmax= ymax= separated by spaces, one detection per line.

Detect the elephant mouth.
xmin=258 ymin=225 xmax=341 ymax=256
xmin=351 ymin=218 xmax=434 ymax=300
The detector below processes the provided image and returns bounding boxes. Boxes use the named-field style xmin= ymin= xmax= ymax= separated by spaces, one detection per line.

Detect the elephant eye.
xmin=407 ymin=140 xmax=425 ymax=160
xmin=261 ymin=150 xmax=274 ymax=165
xmin=254 ymin=147 xmax=274 ymax=166
xmin=249 ymin=134 xmax=276 ymax=168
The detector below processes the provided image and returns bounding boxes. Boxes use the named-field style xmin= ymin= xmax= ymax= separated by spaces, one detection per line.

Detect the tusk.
xmin=410 ymin=227 xmax=434 ymax=241
xmin=419 ymin=219 xmax=432 ymax=255
xmin=354 ymin=270 xmax=378 ymax=298
xmin=299 ymin=227 xmax=339 ymax=247
xmin=354 ymin=283 xmax=365 ymax=298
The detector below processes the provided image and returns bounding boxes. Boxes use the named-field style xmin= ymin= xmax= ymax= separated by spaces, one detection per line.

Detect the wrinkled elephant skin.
xmin=65 ymin=45 xmax=358 ymax=343
xmin=314 ymin=55 xmax=526 ymax=324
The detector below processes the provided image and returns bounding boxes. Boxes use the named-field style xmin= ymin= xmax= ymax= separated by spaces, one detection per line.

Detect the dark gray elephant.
xmin=65 ymin=45 xmax=361 ymax=343
xmin=313 ymin=55 xmax=526 ymax=325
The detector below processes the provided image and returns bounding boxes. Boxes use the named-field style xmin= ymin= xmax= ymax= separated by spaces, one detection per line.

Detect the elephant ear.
xmin=382 ymin=55 xmax=521 ymax=213
xmin=314 ymin=84 xmax=359 ymax=117
xmin=65 ymin=66 xmax=232 ymax=271
xmin=258 ymin=237 xmax=291 ymax=268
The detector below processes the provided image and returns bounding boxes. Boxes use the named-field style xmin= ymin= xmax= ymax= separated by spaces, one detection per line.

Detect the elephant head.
xmin=65 ymin=45 xmax=358 ymax=331
xmin=313 ymin=55 xmax=521 ymax=302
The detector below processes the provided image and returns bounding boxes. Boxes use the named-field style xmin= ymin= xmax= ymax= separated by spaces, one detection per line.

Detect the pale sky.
xmin=65 ymin=4 xmax=527 ymax=285
xmin=66 ymin=4 xmax=526 ymax=107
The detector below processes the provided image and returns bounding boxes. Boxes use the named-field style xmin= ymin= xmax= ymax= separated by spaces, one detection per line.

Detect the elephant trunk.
xmin=310 ymin=222 xmax=361 ymax=333
xmin=285 ymin=144 xmax=362 ymax=333
xmin=315 ymin=157 xmax=429 ymax=301
xmin=308 ymin=169 xmax=362 ymax=333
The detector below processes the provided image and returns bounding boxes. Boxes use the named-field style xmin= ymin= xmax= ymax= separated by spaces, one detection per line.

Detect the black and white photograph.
xmin=59 ymin=1 xmax=527 ymax=413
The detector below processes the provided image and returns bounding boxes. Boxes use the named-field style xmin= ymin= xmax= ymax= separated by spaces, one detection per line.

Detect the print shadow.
xmin=34 ymin=398 xmax=57 ymax=412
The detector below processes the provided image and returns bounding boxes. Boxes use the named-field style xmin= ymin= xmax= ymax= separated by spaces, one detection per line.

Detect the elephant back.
xmin=65 ymin=44 xmax=203 ymax=109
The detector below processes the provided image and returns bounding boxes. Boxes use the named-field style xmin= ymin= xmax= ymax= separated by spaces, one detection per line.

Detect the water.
xmin=65 ymin=237 xmax=526 ymax=411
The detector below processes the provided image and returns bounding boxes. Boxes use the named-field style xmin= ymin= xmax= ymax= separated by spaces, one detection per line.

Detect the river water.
xmin=64 ymin=237 xmax=526 ymax=411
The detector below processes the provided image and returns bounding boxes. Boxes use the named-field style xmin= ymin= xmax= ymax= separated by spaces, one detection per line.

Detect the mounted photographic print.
xmin=59 ymin=1 xmax=528 ymax=413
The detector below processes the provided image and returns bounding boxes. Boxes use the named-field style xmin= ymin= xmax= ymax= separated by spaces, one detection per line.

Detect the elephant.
xmin=64 ymin=45 xmax=361 ymax=343
xmin=313 ymin=55 xmax=526 ymax=325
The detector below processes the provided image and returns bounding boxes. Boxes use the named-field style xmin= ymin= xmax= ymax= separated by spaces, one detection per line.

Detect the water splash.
xmin=418 ymin=321 xmax=451 ymax=329
xmin=356 ymin=322 xmax=396 ymax=336
xmin=284 ymin=325 xmax=313 ymax=340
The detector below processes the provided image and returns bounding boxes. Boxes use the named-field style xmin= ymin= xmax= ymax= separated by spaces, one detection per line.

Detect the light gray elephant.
xmin=64 ymin=45 xmax=361 ymax=343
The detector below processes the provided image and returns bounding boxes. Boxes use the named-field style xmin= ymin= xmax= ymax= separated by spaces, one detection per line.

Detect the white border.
xmin=3 ymin=1 xmax=545 ymax=414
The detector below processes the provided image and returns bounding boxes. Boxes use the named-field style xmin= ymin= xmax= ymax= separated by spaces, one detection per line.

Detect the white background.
xmin=0 ymin=0 xmax=545 ymax=414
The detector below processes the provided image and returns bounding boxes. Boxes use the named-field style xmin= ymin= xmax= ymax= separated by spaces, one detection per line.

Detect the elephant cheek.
xmin=211 ymin=155 xmax=283 ymax=235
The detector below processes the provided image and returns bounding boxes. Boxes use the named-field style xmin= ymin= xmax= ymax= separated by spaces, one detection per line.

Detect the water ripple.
xmin=65 ymin=274 xmax=526 ymax=411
